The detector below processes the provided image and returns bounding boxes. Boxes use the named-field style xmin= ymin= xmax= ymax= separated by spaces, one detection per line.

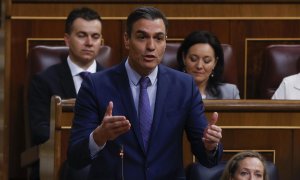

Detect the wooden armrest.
xmin=21 ymin=145 xmax=40 ymax=167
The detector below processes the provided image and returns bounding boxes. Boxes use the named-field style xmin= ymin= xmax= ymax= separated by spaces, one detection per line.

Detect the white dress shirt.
xmin=272 ymin=73 xmax=300 ymax=100
xmin=67 ymin=56 xmax=97 ymax=94
xmin=125 ymin=60 xmax=158 ymax=118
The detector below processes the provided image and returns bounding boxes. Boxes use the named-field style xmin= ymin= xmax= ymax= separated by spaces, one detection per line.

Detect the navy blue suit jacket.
xmin=68 ymin=62 xmax=222 ymax=180
xmin=28 ymin=60 xmax=103 ymax=145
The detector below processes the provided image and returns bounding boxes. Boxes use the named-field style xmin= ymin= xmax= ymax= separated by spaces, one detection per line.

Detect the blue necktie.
xmin=138 ymin=77 xmax=152 ymax=150
xmin=79 ymin=71 xmax=91 ymax=80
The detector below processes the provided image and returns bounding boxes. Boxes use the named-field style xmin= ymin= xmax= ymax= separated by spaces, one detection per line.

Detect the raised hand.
xmin=93 ymin=101 xmax=131 ymax=146
xmin=203 ymin=112 xmax=222 ymax=151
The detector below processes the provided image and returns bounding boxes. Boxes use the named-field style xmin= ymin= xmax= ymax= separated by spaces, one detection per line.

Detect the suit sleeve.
xmin=67 ymin=76 xmax=102 ymax=169
xmin=185 ymin=80 xmax=223 ymax=167
xmin=28 ymin=75 xmax=52 ymax=145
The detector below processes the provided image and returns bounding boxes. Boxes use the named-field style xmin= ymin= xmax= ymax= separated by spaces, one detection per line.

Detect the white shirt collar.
xmin=294 ymin=73 xmax=300 ymax=90
xmin=67 ymin=56 xmax=97 ymax=76
xmin=125 ymin=59 xmax=158 ymax=86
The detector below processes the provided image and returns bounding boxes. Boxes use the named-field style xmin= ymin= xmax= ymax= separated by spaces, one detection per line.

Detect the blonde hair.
xmin=221 ymin=151 xmax=268 ymax=180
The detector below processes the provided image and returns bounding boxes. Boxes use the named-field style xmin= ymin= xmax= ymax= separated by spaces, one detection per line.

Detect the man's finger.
xmin=104 ymin=101 xmax=113 ymax=117
xmin=209 ymin=112 xmax=218 ymax=125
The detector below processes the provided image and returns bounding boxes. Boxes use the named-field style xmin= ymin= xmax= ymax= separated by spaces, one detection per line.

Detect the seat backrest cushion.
xmin=28 ymin=46 xmax=68 ymax=78
xmin=161 ymin=43 xmax=181 ymax=70
xmin=266 ymin=161 xmax=279 ymax=180
xmin=27 ymin=45 xmax=111 ymax=80
xmin=186 ymin=161 xmax=226 ymax=180
xmin=259 ymin=44 xmax=300 ymax=99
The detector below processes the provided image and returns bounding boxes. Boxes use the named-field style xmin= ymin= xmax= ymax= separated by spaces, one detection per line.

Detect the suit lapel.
xmin=96 ymin=62 xmax=103 ymax=72
xmin=114 ymin=62 xmax=146 ymax=153
xmin=59 ymin=61 xmax=77 ymax=98
xmin=148 ymin=65 xmax=170 ymax=151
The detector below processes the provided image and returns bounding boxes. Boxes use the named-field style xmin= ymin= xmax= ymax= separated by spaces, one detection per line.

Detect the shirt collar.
xmin=294 ymin=73 xmax=300 ymax=90
xmin=125 ymin=59 xmax=158 ymax=86
xmin=67 ymin=56 xmax=97 ymax=76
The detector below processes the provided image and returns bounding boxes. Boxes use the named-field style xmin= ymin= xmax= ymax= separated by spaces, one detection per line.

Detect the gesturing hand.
xmin=93 ymin=101 xmax=131 ymax=146
xmin=202 ymin=112 xmax=222 ymax=151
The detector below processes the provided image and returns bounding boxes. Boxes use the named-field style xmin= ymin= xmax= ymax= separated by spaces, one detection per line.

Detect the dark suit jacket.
xmin=28 ymin=60 xmax=103 ymax=145
xmin=68 ymin=62 xmax=223 ymax=180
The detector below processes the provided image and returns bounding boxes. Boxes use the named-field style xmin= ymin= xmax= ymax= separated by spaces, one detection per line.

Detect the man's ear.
xmin=64 ymin=33 xmax=70 ymax=47
xmin=124 ymin=32 xmax=130 ymax=50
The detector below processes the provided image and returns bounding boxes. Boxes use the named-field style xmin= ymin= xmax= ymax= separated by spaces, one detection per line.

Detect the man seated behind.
xmin=28 ymin=7 xmax=103 ymax=179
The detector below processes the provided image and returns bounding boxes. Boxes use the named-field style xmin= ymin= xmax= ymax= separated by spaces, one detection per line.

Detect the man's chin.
xmin=144 ymin=63 xmax=158 ymax=70
xmin=81 ymin=56 xmax=95 ymax=61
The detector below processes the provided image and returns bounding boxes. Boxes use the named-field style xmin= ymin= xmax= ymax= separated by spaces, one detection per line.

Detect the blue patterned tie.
xmin=139 ymin=77 xmax=152 ymax=150
xmin=79 ymin=71 xmax=91 ymax=80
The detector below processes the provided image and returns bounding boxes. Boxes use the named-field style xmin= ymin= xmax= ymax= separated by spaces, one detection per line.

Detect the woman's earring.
xmin=211 ymin=70 xmax=214 ymax=77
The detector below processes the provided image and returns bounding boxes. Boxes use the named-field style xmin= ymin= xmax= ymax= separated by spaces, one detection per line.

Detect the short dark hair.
xmin=176 ymin=30 xmax=224 ymax=97
xmin=65 ymin=7 xmax=101 ymax=34
xmin=126 ymin=6 xmax=168 ymax=38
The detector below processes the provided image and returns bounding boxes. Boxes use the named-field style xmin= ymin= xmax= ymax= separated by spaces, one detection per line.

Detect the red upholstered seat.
xmin=27 ymin=45 xmax=111 ymax=79
xmin=259 ymin=44 xmax=300 ymax=99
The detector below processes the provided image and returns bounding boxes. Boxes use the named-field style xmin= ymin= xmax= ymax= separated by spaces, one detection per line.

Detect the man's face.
xmin=124 ymin=18 xmax=166 ymax=76
xmin=64 ymin=18 xmax=102 ymax=67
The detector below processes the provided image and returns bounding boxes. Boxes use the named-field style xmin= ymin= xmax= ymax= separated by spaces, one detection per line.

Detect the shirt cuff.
xmin=89 ymin=131 xmax=105 ymax=159
xmin=207 ymin=143 xmax=219 ymax=157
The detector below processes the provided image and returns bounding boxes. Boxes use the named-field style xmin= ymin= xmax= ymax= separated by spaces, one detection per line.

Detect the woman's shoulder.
xmin=283 ymin=73 xmax=300 ymax=83
xmin=218 ymin=83 xmax=240 ymax=99
xmin=218 ymin=83 xmax=238 ymax=89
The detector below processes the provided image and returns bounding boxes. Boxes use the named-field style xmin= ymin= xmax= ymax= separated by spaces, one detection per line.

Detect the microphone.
xmin=119 ymin=144 xmax=124 ymax=180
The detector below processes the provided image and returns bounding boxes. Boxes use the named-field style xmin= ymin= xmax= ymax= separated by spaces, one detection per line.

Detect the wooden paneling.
xmin=246 ymin=38 xmax=300 ymax=98
xmin=11 ymin=0 xmax=300 ymax=2
xmin=202 ymin=100 xmax=300 ymax=180
xmin=0 ymin=2 xmax=1 ymax=28
xmin=221 ymin=129 xmax=293 ymax=179
xmin=293 ymin=130 xmax=300 ymax=178
xmin=228 ymin=20 xmax=300 ymax=98
xmin=45 ymin=98 xmax=300 ymax=180
xmin=9 ymin=4 xmax=300 ymax=18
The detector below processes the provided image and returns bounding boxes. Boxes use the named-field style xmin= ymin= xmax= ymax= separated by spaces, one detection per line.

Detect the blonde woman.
xmin=221 ymin=151 xmax=267 ymax=180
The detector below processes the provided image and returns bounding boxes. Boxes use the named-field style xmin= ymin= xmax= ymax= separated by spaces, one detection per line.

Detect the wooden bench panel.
xmin=45 ymin=98 xmax=300 ymax=180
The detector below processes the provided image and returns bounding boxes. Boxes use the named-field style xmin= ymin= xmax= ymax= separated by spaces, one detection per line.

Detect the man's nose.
xmin=146 ymin=39 xmax=155 ymax=50
xmin=85 ymin=36 xmax=93 ymax=45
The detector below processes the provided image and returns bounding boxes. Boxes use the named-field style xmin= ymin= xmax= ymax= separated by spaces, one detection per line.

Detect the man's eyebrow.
xmin=135 ymin=30 xmax=147 ymax=35
xmin=135 ymin=30 xmax=166 ymax=36
xmin=155 ymin=32 xmax=166 ymax=36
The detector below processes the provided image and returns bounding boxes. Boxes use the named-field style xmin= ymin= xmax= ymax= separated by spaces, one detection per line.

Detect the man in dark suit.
xmin=68 ymin=6 xmax=223 ymax=179
xmin=28 ymin=7 xmax=103 ymax=179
